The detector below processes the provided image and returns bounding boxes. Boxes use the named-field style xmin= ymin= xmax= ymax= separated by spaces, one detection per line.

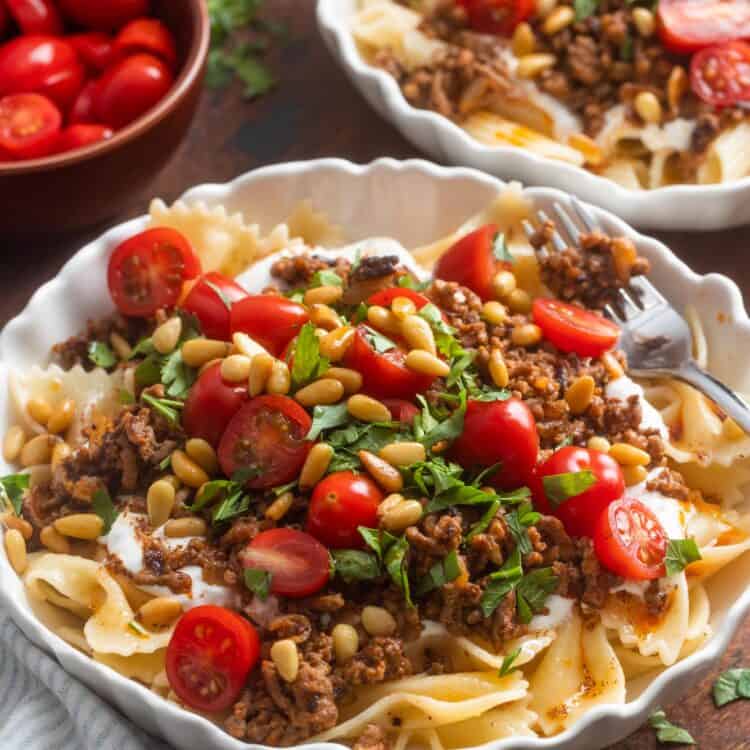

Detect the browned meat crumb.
xmin=339 ymin=637 xmax=412 ymax=686
xmin=353 ymin=724 xmax=390 ymax=750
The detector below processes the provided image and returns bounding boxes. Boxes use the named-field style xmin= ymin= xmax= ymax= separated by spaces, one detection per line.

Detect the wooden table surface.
xmin=2 ymin=1 xmax=750 ymax=747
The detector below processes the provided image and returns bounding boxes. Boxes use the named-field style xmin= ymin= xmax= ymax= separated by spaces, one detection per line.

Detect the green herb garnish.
xmin=664 ymin=538 xmax=702 ymax=576
xmin=415 ymin=549 xmax=461 ymax=596
xmin=88 ymin=341 xmax=117 ymax=369
xmin=331 ymin=550 xmax=381 ymax=583
xmin=713 ymin=668 xmax=750 ymax=707
xmin=291 ymin=322 xmax=330 ymax=388
xmin=244 ymin=568 xmax=272 ymax=600
xmin=648 ymin=709 xmax=695 ymax=745
xmin=541 ymin=470 xmax=596 ymax=508
xmin=0 ymin=474 xmax=30 ymax=515
xmin=92 ymin=488 xmax=118 ymax=534
xmin=498 ymin=647 xmax=521 ymax=677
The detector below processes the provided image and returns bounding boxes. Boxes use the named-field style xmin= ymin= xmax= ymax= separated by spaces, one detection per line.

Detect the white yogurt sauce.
xmin=529 ymin=594 xmax=574 ymax=630
xmin=626 ymin=468 xmax=689 ymax=540
xmin=610 ymin=579 xmax=650 ymax=599
xmin=606 ymin=375 xmax=668 ymax=438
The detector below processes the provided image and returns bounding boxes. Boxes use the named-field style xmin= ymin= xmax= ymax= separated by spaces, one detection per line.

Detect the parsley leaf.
xmin=481 ymin=551 xmax=523 ymax=617
xmin=398 ymin=275 xmax=430 ymax=292
xmin=363 ymin=325 xmax=398 ymax=354
xmin=0 ymin=474 xmax=30 ymax=515
xmin=310 ymin=269 xmax=343 ymax=288
xmin=92 ymin=488 xmax=118 ymax=534
xmin=415 ymin=550 xmax=461 ymax=597
xmin=307 ymin=402 xmax=350 ymax=440
xmin=88 ymin=341 xmax=117 ymax=369
xmin=505 ymin=501 xmax=541 ymax=556
xmin=664 ymin=538 xmax=702 ymax=576
xmin=498 ymin=647 xmax=521 ymax=677
xmin=466 ymin=499 xmax=501 ymax=542
xmin=291 ymin=322 xmax=329 ymax=388
xmin=541 ymin=470 xmax=596 ymax=508
xmin=409 ymin=456 xmax=464 ymax=497
xmin=493 ymin=233 xmax=513 ymax=263
xmin=119 ymin=389 xmax=135 ymax=405
xmin=384 ymin=535 xmax=413 ymax=607
xmin=427 ymin=483 xmax=528 ymax=514
xmin=515 ymin=567 xmax=558 ymax=624
xmin=212 ymin=486 xmax=251 ymax=523
xmin=244 ymin=568 xmax=272 ymax=600
xmin=414 ymin=390 xmax=467 ymax=450
xmin=713 ymin=668 xmax=750 ymax=707
xmin=358 ymin=526 xmax=399 ymax=561
xmin=331 ymin=550 xmax=381 ymax=583
xmin=574 ymin=0 xmax=599 ymax=20
xmin=141 ymin=393 xmax=184 ymax=426
xmin=418 ymin=303 xmax=463 ymax=359
xmin=648 ymin=709 xmax=695 ymax=745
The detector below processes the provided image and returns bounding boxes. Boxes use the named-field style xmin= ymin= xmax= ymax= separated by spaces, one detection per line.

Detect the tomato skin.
xmin=434 ymin=224 xmax=498 ymax=301
xmin=69 ymin=32 xmax=116 ymax=71
xmin=115 ymin=18 xmax=177 ymax=68
xmin=230 ymin=295 xmax=309 ymax=358
xmin=657 ymin=0 xmax=750 ymax=54
xmin=382 ymin=398 xmax=420 ymax=426
xmin=218 ymin=395 xmax=313 ymax=490
xmin=531 ymin=447 xmax=625 ymax=538
xmin=450 ymin=398 xmax=539 ymax=490
xmin=57 ymin=0 xmax=150 ymax=31
xmin=69 ymin=79 xmax=98 ymax=123
xmin=94 ymin=52 xmax=173 ymax=129
xmin=54 ymin=123 xmax=113 ymax=153
xmin=182 ymin=273 xmax=248 ymax=341
xmin=0 ymin=92 xmax=61 ymax=160
xmin=166 ymin=605 xmax=260 ymax=714
xmin=458 ymin=0 xmax=535 ymax=35
xmin=6 ymin=0 xmax=63 ymax=35
xmin=593 ymin=498 xmax=668 ymax=580
xmin=0 ymin=3 xmax=8 ymax=38
xmin=368 ymin=287 xmax=432 ymax=310
xmin=242 ymin=528 xmax=331 ymax=598
xmin=690 ymin=41 xmax=750 ymax=107
xmin=307 ymin=472 xmax=383 ymax=548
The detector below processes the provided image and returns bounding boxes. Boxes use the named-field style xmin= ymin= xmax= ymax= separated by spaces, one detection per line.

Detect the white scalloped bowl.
xmin=317 ymin=0 xmax=750 ymax=231
xmin=1 ymin=159 xmax=750 ymax=750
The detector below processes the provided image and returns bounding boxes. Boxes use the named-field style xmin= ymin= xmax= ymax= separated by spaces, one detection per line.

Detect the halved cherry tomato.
xmin=531 ymin=447 xmax=625 ymax=538
xmin=69 ymin=80 xmax=98 ymax=124
xmin=690 ymin=41 xmax=750 ymax=106
xmin=382 ymin=398 xmax=420 ymax=426
xmin=241 ymin=528 xmax=330 ymax=598
xmin=458 ymin=0 xmax=534 ymax=37
xmin=450 ymin=397 xmax=538 ymax=490
xmin=182 ymin=272 xmax=248 ymax=341
xmin=307 ymin=471 xmax=383 ymax=548
xmin=107 ymin=228 xmax=201 ymax=317
xmin=0 ymin=93 xmax=61 ymax=160
xmin=368 ymin=287 xmax=432 ymax=310
xmin=115 ymin=18 xmax=177 ymax=69
xmin=6 ymin=0 xmax=63 ymax=35
xmin=532 ymin=298 xmax=619 ymax=358
xmin=230 ymin=295 xmax=309 ymax=357
xmin=343 ymin=325 xmax=436 ymax=400
xmin=0 ymin=35 xmax=86 ymax=110
xmin=54 ymin=123 xmax=113 ymax=154
xmin=166 ymin=605 xmax=260 ymax=713
xmin=94 ymin=52 xmax=173 ymax=129
xmin=218 ymin=395 xmax=312 ymax=490
xmin=593 ymin=498 xmax=667 ymax=580
xmin=434 ymin=224 xmax=498 ymax=301
xmin=658 ymin=0 xmax=750 ymax=54
xmin=57 ymin=0 xmax=150 ymax=31
xmin=182 ymin=362 xmax=248 ymax=447
xmin=68 ymin=32 xmax=116 ymax=71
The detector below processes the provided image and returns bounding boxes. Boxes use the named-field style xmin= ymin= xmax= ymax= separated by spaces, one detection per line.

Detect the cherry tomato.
xmin=0 ymin=93 xmax=61 ymax=160
xmin=241 ymin=528 xmax=330 ymax=598
xmin=166 ymin=605 xmax=260 ymax=713
xmin=450 ymin=398 xmax=538 ymax=490
xmin=57 ymin=0 xmax=150 ymax=31
xmin=0 ymin=35 xmax=85 ymax=110
xmin=382 ymin=398 xmax=420 ymax=426
xmin=690 ymin=41 xmax=750 ymax=107
xmin=69 ymin=80 xmax=98 ymax=123
xmin=532 ymin=298 xmax=619 ymax=358
xmin=658 ymin=0 xmax=750 ymax=54
xmin=54 ymin=123 xmax=113 ymax=154
xmin=343 ymin=325 xmax=436 ymax=400
xmin=593 ymin=498 xmax=667 ymax=580
xmin=434 ymin=224 xmax=498 ymax=301
xmin=0 ymin=3 xmax=8 ymax=38
xmin=531 ymin=447 xmax=625 ymax=538
xmin=114 ymin=18 xmax=177 ymax=69
xmin=68 ymin=32 xmax=116 ymax=71
xmin=368 ymin=287 xmax=432 ymax=310
xmin=94 ymin=52 xmax=173 ymax=129
xmin=107 ymin=228 xmax=201 ymax=317
xmin=230 ymin=295 xmax=309 ymax=358
xmin=307 ymin=471 xmax=383 ymax=549
xmin=6 ymin=0 xmax=63 ymax=34
xmin=182 ymin=273 xmax=248 ymax=341
xmin=183 ymin=363 xmax=248 ymax=447
xmin=458 ymin=0 xmax=534 ymax=37
xmin=218 ymin=395 xmax=312 ymax=490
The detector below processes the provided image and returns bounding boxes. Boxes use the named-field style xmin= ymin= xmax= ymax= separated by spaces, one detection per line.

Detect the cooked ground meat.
xmin=647 ymin=467 xmax=690 ymax=501
xmin=353 ymin=724 xmax=390 ymax=750
xmin=340 ymin=637 xmax=412 ymax=686
xmin=270 ymin=254 xmax=352 ymax=287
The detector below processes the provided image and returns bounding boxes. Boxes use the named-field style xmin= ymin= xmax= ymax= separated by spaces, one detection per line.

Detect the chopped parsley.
xmin=498 ymin=647 xmax=521 ymax=677
xmin=493 ymin=233 xmax=513 ymax=263
xmin=713 ymin=668 xmax=750 ymax=707
xmin=244 ymin=568 xmax=272 ymax=600
xmin=92 ymin=488 xmax=118 ymax=534
xmin=331 ymin=549 xmax=381 ymax=583
xmin=664 ymin=538 xmax=702 ymax=576
xmin=310 ymin=269 xmax=343 ymax=288
xmin=358 ymin=527 xmax=413 ymax=607
xmin=363 ymin=325 xmax=398 ymax=354
xmin=291 ymin=322 xmax=329 ymax=388
xmin=541 ymin=470 xmax=596 ymax=508
xmin=413 ymin=391 xmax=467 ymax=450
xmin=141 ymin=393 xmax=184 ymax=426
xmin=505 ymin=502 xmax=542 ymax=556
xmin=574 ymin=0 xmax=599 ymax=20
xmin=0 ymin=474 xmax=30 ymax=515
xmin=306 ymin=402 xmax=350 ymax=440
xmin=415 ymin=550 xmax=461 ymax=597
xmin=398 ymin=274 xmax=430 ymax=292
xmin=87 ymin=340 xmax=117 ymax=369
xmin=648 ymin=709 xmax=695 ymax=745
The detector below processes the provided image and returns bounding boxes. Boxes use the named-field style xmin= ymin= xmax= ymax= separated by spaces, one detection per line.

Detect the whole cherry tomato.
xmin=230 ymin=295 xmax=309 ymax=357
xmin=458 ymin=0 xmax=535 ymax=36
xmin=68 ymin=32 xmax=116 ymax=71
xmin=5 ymin=0 xmax=63 ymax=35
xmin=57 ymin=0 xmax=150 ymax=31
xmin=182 ymin=273 xmax=248 ymax=341
xmin=54 ymin=123 xmax=113 ymax=154
xmin=69 ymin=80 xmax=98 ymax=123
xmin=114 ymin=18 xmax=177 ymax=69
xmin=690 ymin=41 xmax=750 ymax=107
xmin=434 ymin=224 xmax=499 ymax=301
xmin=0 ymin=92 xmax=61 ymax=160
xmin=658 ymin=0 xmax=750 ymax=54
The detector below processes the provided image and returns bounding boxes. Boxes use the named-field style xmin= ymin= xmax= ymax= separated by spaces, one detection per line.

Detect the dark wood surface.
xmin=1 ymin=1 xmax=749 ymax=747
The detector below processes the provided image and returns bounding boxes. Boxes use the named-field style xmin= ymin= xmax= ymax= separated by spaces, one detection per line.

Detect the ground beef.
xmin=646 ymin=467 xmax=690 ymax=501
xmin=353 ymin=724 xmax=390 ymax=750
xmin=340 ymin=637 xmax=412 ymax=686
xmin=350 ymin=255 xmax=400 ymax=283
xmin=270 ymin=254 xmax=352 ymax=287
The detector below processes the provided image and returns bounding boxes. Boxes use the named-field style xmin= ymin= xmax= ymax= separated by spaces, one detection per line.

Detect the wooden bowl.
xmin=0 ymin=0 xmax=210 ymax=239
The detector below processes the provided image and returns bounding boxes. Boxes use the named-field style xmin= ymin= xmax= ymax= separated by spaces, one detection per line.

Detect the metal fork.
xmin=523 ymin=198 xmax=750 ymax=434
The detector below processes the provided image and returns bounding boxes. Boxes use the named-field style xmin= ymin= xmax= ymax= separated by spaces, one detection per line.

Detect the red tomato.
xmin=218 ymin=395 xmax=312 ymax=490
xmin=532 ymin=298 xmax=619 ymax=358
xmin=54 ymin=123 xmax=113 ymax=153
xmin=114 ymin=18 xmax=177 ymax=68
xmin=183 ymin=363 xmax=248 ymax=447
xmin=382 ymin=398 xmax=420 ymax=426
xmin=307 ymin=472 xmax=383 ymax=548
xmin=182 ymin=272 xmax=248 ymax=341
xmin=658 ymin=0 xmax=750 ymax=54
xmin=593 ymin=498 xmax=667 ymax=580
xmin=230 ymin=295 xmax=309 ymax=358
xmin=107 ymin=228 xmax=201 ymax=317
xmin=343 ymin=325 xmax=436 ymax=400
xmin=57 ymin=0 xmax=150 ymax=31
xmin=0 ymin=93 xmax=61 ymax=160
xmin=69 ymin=80 xmax=98 ymax=123
xmin=0 ymin=3 xmax=8 ymax=38
xmin=241 ymin=529 xmax=330 ymax=598
xmin=68 ymin=32 xmax=116 ymax=71
xmin=6 ymin=0 xmax=63 ymax=34
xmin=458 ymin=0 xmax=534 ymax=37
xmin=368 ymin=287 xmax=432 ymax=310
xmin=0 ymin=35 xmax=85 ymax=110
xmin=166 ymin=605 xmax=260 ymax=713
xmin=434 ymin=224 xmax=498 ymax=301
xmin=531 ymin=447 xmax=625 ymax=538
xmin=94 ymin=53 xmax=173 ymax=129
xmin=450 ymin=398 xmax=538 ymax=490
xmin=690 ymin=41 xmax=750 ymax=106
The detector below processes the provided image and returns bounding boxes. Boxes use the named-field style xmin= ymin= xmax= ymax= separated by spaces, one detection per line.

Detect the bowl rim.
xmin=0 ymin=0 xmax=211 ymax=176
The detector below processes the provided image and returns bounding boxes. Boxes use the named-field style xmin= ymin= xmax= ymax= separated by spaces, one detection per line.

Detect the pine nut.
xmin=536 ymin=0 xmax=557 ymax=16
xmin=147 ymin=480 xmax=176 ymax=528
xmin=482 ymin=301 xmax=507 ymax=326
xmin=3 ymin=425 xmax=25 ymax=462
xmin=511 ymin=324 xmax=542 ymax=347
xmin=319 ymin=326 xmax=355 ymax=362
xmin=271 ymin=639 xmax=299 ymax=682
xmin=517 ymin=53 xmax=556 ymax=79
xmin=20 ymin=434 xmax=54 ymax=467
xmin=185 ymin=438 xmax=218 ymax=475
xmin=622 ymin=465 xmax=648 ymax=486
xmin=266 ymin=359 xmax=291 ymax=395
xmin=391 ymin=296 xmax=417 ymax=320
xmin=314 ymin=328 xmax=328 ymax=339
xmin=304 ymin=285 xmax=343 ymax=306
xmin=609 ymin=443 xmax=650 ymax=466
xmin=512 ymin=22 xmax=535 ymax=56
xmin=27 ymin=397 xmax=52 ymax=426
xmin=587 ymin=436 xmax=611 ymax=453
xmin=171 ymin=450 xmax=209 ymax=488
xmin=40 ymin=525 xmax=70 ymax=553
xmin=378 ymin=494 xmax=423 ymax=532
xmin=164 ymin=517 xmax=208 ymax=538
xmin=667 ymin=65 xmax=688 ymax=111
xmin=153 ymin=317 xmax=182 ymax=355
xmin=47 ymin=399 xmax=75 ymax=435
xmin=634 ymin=91 xmax=662 ymax=124
xmin=565 ymin=375 xmax=595 ymax=415
xmin=378 ymin=442 xmax=426 ymax=467
xmin=232 ymin=332 xmax=268 ymax=359
xmin=332 ymin=623 xmax=359 ymax=663
xmin=507 ymin=288 xmax=532 ymax=313
xmin=361 ymin=605 xmax=396 ymax=637
xmin=221 ymin=354 xmax=252 ymax=383
xmin=5 ymin=529 xmax=27 ymax=574
xmin=138 ymin=597 xmax=182 ymax=630
xmin=163 ymin=474 xmax=181 ymax=490
xmin=602 ymin=352 xmax=624 ymax=379
xmin=265 ymin=491 xmax=294 ymax=521
xmin=359 ymin=450 xmax=403 ymax=493
xmin=299 ymin=443 xmax=334 ymax=489
xmin=367 ymin=306 xmax=401 ymax=335
xmin=543 ymin=5 xmax=574 ymax=34
xmin=182 ymin=339 xmax=231 ymax=368
xmin=492 ymin=270 xmax=517 ymax=300
xmin=568 ymin=132 xmax=604 ymax=167
xmin=632 ymin=7 xmax=655 ymax=37
xmin=405 ymin=350 xmax=450 ymax=377
xmin=309 ymin=304 xmax=342 ymax=331
xmin=51 ymin=441 xmax=71 ymax=469
xmin=295 ymin=379 xmax=344 ymax=407
xmin=54 ymin=513 xmax=104 ymax=540
xmin=323 ymin=367 xmax=362 ymax=394
xmin=1 ymin=513 xmax=32 ymax=540
xmin=402 ymin=315 xmax=436 ymax=356
xmin=723 ymin=417 xmax=745 ymax=441
xmin=249 ymin=353 xmax=274 ymax=396
xmin=347 ymin=394 xmax=391 ymax=423
xmin=489 ymin=349 xmax=509 ymax=388
xmin=110 ymin=331 xmax=132 ymax=360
